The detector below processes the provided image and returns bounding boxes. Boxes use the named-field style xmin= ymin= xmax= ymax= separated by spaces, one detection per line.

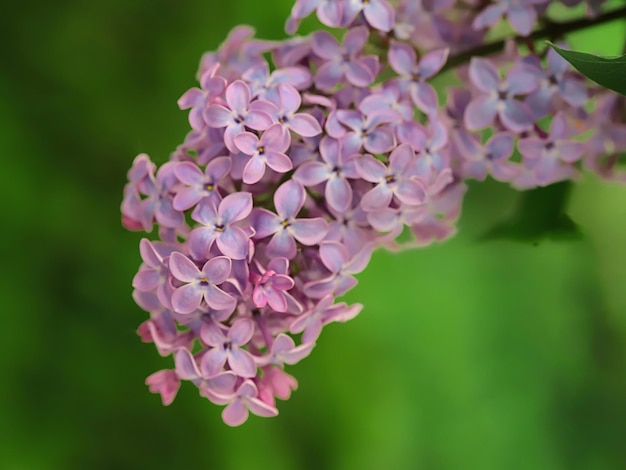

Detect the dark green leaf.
xmin=482 ymin=182 xmax=583 ymax=243
xmin=549 ymin=43 xmax=626 ymax=97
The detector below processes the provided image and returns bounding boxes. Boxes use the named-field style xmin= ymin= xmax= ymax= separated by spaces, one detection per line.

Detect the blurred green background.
xmin=2 ymin=1 xmax=626 ymax=468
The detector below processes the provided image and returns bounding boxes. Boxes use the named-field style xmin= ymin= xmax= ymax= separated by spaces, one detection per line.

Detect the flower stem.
xmin=442 ymin=5 xmax=626 ymax=73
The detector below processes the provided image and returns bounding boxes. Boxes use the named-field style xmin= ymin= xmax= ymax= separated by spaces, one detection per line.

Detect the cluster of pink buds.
xmin=122 ymin=0 xmax=626 ymax=425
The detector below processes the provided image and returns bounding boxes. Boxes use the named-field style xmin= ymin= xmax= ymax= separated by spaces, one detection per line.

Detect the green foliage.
xmin=483 ymin=182 xmax=583 ymax=242
xmin=550 ymin=43 xmax=626 ymax=96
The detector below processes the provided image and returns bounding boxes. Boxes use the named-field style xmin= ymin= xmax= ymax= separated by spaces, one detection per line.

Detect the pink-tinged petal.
xmin=534 ymin=156 xmax=560 ymax=183
xmin=191 ymin=198 xmax=218 ymax=225
xmin=169 ymin=252 xmax=200 ymax=282
xmin=490 ymin=161 xmax=521 ymax=181
xmin=178 ymin=87 xmax=202 ymax=110
xmin=472 ymin=4 xmax=506 ymax=29
xmin=389 ymin=143 xmax=415 ymax=172
xmin=246 ymin=110 xmax=275 ymax=131
xmin=247 ymin=396 xmax=279 ymax=418
xmin=202 ymin=256 xmax=231 ymax=284
xmin=469 ymin=58 xmax=500 ymax=92
xmin=291 ymin=218 xmax=329 ymax=245
xmin=336 ymin=110 xmax=364 ymax=131
xmin=281 ymin=342 xmax=315 ymax=365
xmin=413 ymin=82 xmax=438 ymax=114
xmin=266 ymin=231 xmax=298 ymax=259
xmin=204 ymin=104 xmax=233 ymax=128
xmin=260 ymin=123 xmax=290 ymax=152
xmin=267 ymin=258 xmax=289 ymax=274
xmin=346 ymin=60 xmax=375 ymax=87
xmin=188 ymin=226 xmax=217 ymax=260
xmin=326 ymin=177 xmax=352 ymax=212
xmin=290 ymin=113 xmax=323 ymax=137
xmin=223 ymin=399 xmax=249 ymax=427
xmin=507 ymin=6 xmax=536 ymax=36
xmin=202 ymin=348 xmax=229 ymax=376
xmin=294 ymin=161 xmax=330 ymax=186
xmin=145 ymin=370 xmax=180 ymax=406
xmin=333 ymin=275 xmax=358 ymax=296
xmin=317 ymin=0 xmax=343 ymax=27
xmin=252 ymin=287 xmax=268 ymax=308
xmin=363 ymin=0 xmax=395 ymax=32
xmin=132 ymin=268 xmax=161 ymax=292
xmin=265 ymin=151 xmax=293 ymax=174
xmin=242 ymin=156 xmax=267 ymax=185
xmin=174 ymin=349 xmax=202 ymax=380
xmin=418 ymin=48 xmax=449 ymax=78
xmin=464 ymin=95 xmax=498 ymax=130
xmin=312 ymin=31 xmax=341 ymax=60
xmin=174 ymin=162 xmax=203 ymax=185
xmin=345 ymin=246 xmax=372 ymax=273
xmin=361 ymin=184 xmax=393 ymax=211
xmin=228 ymin=349 xmax=257 ymax=377
xmin=217 ymin=226 xmax=249 ymax=260
xmin=226 ymin=80 xmax=251 ymax=113
xmin=251 ymin=208 xmax=281 ymax=238
xmin=302 ymin=278 xmax=336 ymax=301
xmin=205 ymin=285 xmax=236 ymax=311
xmin=364 ymin=128 xmax=396 ymax=154
xmin=205 ymin=372 xmax=238 ymax=395
xmin=273 ymin=334 xmax=296 ymax=354
xmin=396 ymin=179 xmax=426 ymax=205
xmin=233 ymin=132 xmax=259 ymax=155
xmin=556 ymin=141 xmax=585 ymax=163
xmin=344 ymin=26 xmax=369 ymax=54
xmin=320 ymin=241 xmax=349 ymax=272
xmin=275 ymin=179 xmax=305 ymax=219
xmin=172 ymin=284 xmax=203 ymax=314
xmin=219 ymin=192 xmax=253 ymax=223
xmin=356 ymin=154 xmax=386 ymax=182
xmin=500 ymin=100 xmax=533 ymax=132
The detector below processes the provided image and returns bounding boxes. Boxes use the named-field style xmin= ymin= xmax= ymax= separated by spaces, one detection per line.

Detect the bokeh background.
xmin=2 ymin=0 xmax=626 ymax=468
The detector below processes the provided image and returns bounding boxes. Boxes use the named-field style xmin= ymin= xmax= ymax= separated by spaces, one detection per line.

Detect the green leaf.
xmin=482 ymin=182 xmax=583 ymax=243
xmin=549 ymin=43 xmax=626 ymax=97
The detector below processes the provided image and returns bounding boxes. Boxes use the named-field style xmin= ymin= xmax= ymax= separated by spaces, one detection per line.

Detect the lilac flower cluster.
xmin=122 ymin=0 xmax=626 ymax=425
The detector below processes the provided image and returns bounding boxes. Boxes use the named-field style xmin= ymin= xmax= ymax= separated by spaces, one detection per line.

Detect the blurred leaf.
xmin=549 ymin=43 xmax=626 ymax=96
xmin=482 ymin=182 xmax=583 ymax=243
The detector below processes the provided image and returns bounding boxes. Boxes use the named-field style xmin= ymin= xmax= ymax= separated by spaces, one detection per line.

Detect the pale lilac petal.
xmin=487 ymin=133 xmax=515 ymax=159
xmin=361 ymin=184 xmax=392 ymax=211
xmin=278 ymin=83 xmax=302 ymax=112
xmin=560 ymin=79 xmax=588 ymax=107
xmin=363 ymin=0 xmax=395 ymax=32
xmin=294 ymin=161 xmax=330 ymax=186
xmin=312 ymin=31 xmax=341 ymax=60
xmin=219 ymin=192 xmax=253 ymax=223
xmin=246 ymin=110 xmax=274 ymax=131
xmin=205 ymin=372 xmax=238 ymax=395
xmin=251 ymin=208 xmax=281 ymax=238
xmin=265 ymin=289 xmax=288 ymax=312
xmin=266 ymin=231 xmax=298 ymax=259
xmin=205 ymin=284 xmax=236 ymax=311
xmin=464 ymin=95 xmax=498 ymax=130
xmin=172 ymin=284 xmax=203 ymax=314
xmin=290 ymin=113 xmax=323 ymax=137
xmin=469 ymin=58 xmax=500 ymax=92
xmin=320 ymin=241 xmax=348 ymax=272
xmin=500 ymin=100 xmax=533 ymax=132
xmin=413 ymin=82 xmax=438 ymax=114
xmin=396 ymin=179 xmax=426 ymax=205
xmin=318 ymin=0 xmax=343 ymax=27
xmin=202 ymin=256 xmax=232 ymax=284
xmin=173 ymin=187 xmax=203 ymax=211
xmin=229 ymin=318 xmax=255 ymax=345
xmin=364 ymin=128 xmax=395 ymax=154
xmin=326 ymin=177 xmax=352 ymax=212
xmin=472 ymin=4 xmax=506 ymax=29
xmin=174 ymin=162 xmax=203 ymax=185
xmin=200 ymin=322 xmax=226 ymax=346
xmin=506 ymin=70 xmax=538 ymax=95
xmin=247 ymin=396 xmax=279 ymax=418
xmin=275 ymin=180 xmax=305 ymax=219
xmin=229 ymin=349 xmax=257 ymax=377
xmin=202 ymin=348 xmax=229 ymax=376
xmin=557 ymin=141 xmax=585 ymax=163
xmin=281 ymin=342 xmax=315 ymax=364
xmin=205 ymin=104 xmax=233 ymax=128
xmin=291 ymin=218 xmax=329 ymax=245
xmin=343 ymin=26 xmax=369 ymax=54
xmin=367 ymin=208 xmax=400 ymax=232
xmin=346 ymin=60 xmax=375 ymax=87
xmin=356 ymin=154 xmax=386 ymax=182
xmin=233 ymin=132 xmax=259 ymax=155
xmin=508 ymin=6 xmax=536 ymax=36
xmin=222 ymin=399 xmax=249 ymax=426
xmin=174 ymin=349 xmax=202 ymax=380
xmin=315 ymin=61 xmax=344 ymax=90
xmin=132 ymin=268 xmax=160 ymax=291
xmin=226 ymin=80 xmax=251 ymax=113
xmin=265 ymin=151 xmax=293 ymax=173
xmin=388 ymin=41 xmax=416 ymax=76
xmin=169 ymin=252 xmax=200 ymax=282
xmin=418 ymin=48 xmax=449 ymax=78
xmin=243 ymin=156 xmax=267 ymax=184
xmin=217 ymin=226 xmax=249 ymax=260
